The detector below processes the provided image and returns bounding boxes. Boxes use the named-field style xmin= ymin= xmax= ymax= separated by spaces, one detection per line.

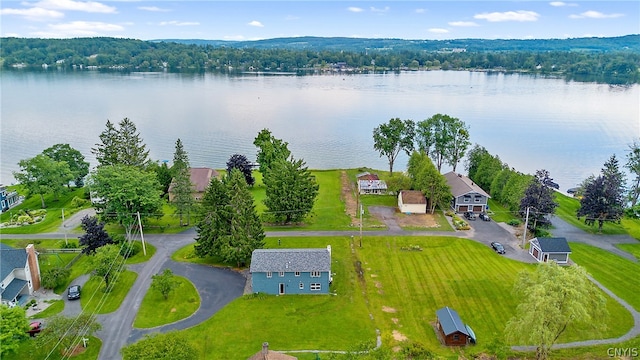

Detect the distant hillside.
xmin=154 ymin=35 xmax=640 ymax=53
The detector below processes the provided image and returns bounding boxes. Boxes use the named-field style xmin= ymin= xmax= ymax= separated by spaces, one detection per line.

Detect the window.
xmin=474 ymin=196 xmax=482 ymax=203
xmin=463 ymin=195 xmax=470 ymax=203
xmin=279 ymin=272 xmax=285 ymax=277
xmin=294 ymin=271 xmax=300 ymax=277
xmin=453 ymin=334 xmax=460 ymax=341
xmin=266 ymin=272 xmax=272 ymax=278
xmin=299 ymin=283 xmax=304 ymax=290
xmin=310 ymin=283 xmax=321 ymax=291
xmin=310 ymin=271 xmax=321 ymax=278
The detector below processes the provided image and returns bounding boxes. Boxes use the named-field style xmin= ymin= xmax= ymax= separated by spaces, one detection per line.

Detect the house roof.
xmin=443 ymin=171 xmax=491 ymax=198
xmin=358 ymin=180 xmax=387 ymax=190
xmin=400 ymin=190 xmax=426 ymax=205
xmin=168 ymin=167 xmax=220 ymax=194
xmin=249 ymin=248 xmax=331 ymax=273
xmin=531 ymin=237 xmax=571 ymax=253
xmin=1 ymin=278 xmax=27 ymax=301
xmin=357 ymin=172 xmax=379 ymax=181
xmin=436 ymin=306 xmax=469 ymax=336
xmin=0 ymin=246 xmax=27 ymax=280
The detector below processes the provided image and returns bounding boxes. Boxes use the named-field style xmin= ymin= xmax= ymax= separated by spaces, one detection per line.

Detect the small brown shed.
xmin=435 ymin=306 xmax=476 ymax=346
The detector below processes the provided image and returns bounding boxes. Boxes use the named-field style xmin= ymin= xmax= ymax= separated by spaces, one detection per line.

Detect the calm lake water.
xmin=1 ymin=70 xmax=638 ymax=192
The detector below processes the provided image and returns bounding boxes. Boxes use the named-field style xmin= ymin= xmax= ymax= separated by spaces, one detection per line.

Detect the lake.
xmin=1 ymin=70 xmax=638 ymax=192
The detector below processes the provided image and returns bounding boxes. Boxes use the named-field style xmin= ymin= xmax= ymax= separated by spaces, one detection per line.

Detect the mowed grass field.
xmin=175 ymin=236 xmax=632 ymax=359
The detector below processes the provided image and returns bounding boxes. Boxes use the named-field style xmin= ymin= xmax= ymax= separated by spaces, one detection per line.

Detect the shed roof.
xmin=0 ymin=246 xmax=27 ymax=280
xmin=400 ymin=190 xmax=426 ymax=204
xmin=436 ymin=306 xmax=469 ymax=336
xmin=250 ymin=248 xmax=331 ymax=273
xmin=532 ymin=237 xmax=571 ymax=253
xmin=443 ymin=172 xmax=490 ymax=198
xmin=357 ymin=172 xmax=380 ymax=181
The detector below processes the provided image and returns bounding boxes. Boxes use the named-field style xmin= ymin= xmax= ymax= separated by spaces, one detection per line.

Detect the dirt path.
xmin=340 ymin=171 xmax=360 ymax=226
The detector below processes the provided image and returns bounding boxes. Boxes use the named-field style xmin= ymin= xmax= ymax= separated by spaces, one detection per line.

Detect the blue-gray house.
xmin=250 ymin=247 xmax=332 ymax=295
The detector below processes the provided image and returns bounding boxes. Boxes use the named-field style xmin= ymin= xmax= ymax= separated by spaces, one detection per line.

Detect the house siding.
xmin=252 ymin=271 xmax=330 ymax=295
xmin=453 ymin=193 xmax=488 ymax=213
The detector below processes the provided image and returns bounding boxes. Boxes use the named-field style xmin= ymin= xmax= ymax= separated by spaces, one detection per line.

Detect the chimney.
xmin=262 ymin=342 xmax=269 ymax=355
xmin=26 ymin=244 xmax=41 ymax=291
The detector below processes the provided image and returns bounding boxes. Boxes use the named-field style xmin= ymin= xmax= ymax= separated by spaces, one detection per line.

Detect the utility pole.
xmin=62 ymin=208 xmax=68 ymax=245
xmin=522 ymin=207 xmax=530 ymax=248
xmin=359 ymin=204 xmax=363 ymax=248
xmin=137 ymin=211 xmax=147 ymax=256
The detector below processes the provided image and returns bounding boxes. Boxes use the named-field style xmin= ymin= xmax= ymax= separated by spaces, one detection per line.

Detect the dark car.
xmin=27 ymin=321 xmax=42 ymax=337
xmin=479 ymin=213 xmax=491 ymax=221
xmin=491 ymin=242 xmax=506 ymax=254
xmin=68 ymin=285 xmax=81 ymax=300
xmin=463 ymin=211 xmax=477 ymax=221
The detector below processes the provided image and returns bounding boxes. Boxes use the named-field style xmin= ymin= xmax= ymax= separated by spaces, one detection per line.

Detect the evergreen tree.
xmin=577 ymin=155 xmax=626 ymax=232
xmin=194 ymin=177 xmax=231 ymax=258
xmin=92 ymin=118 xmax=149 ymax=168
xmin=263 ymin=157 xmax=319 ymax=224
xmin=226 ymin=153 xmax=255 ymax=186
xmin=253 ymin=129 xmax=291 ymax=174
xmin=78 ymin=215 xmax=114 ymax=255
xmin=519 ymin=169 xmax=559 ymax=234
xmin=171 ymin=139 xmax=194 ymax=226
xmin=626 ymin=140 xmax=640 ymax=208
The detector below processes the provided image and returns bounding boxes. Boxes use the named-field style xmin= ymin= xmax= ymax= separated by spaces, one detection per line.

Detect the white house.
xmin=1 ymin=244 xmax=41 ymax=306
xmin=398 ymin=190 xmax=427 ymax=214
xmin=529 ymin=237 xmax=572 ymax=264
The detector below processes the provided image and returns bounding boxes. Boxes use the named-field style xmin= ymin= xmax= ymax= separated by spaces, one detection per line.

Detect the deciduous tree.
xmin=151 ymin=269 xmax=180 ymax=300
xmin=416 ymin=114 xmax=470 ymax=172
xmin=90 ymin=165 xmax=163 ymax=239
xmin=253 ymin=129 xmax=291 ymax=174
xmin=625 ymin=139 xmax=640 ymax=207
xmin=263 ymin=157 xmax=319 ymax=224
xmin=92 ymin=244 xmax=125 ymax=291
xmin=121 ymin=332 xmax=197 ymax=360
xmin=577 ymin=155 xmax=626 ymax=232
xmin=0 ymin=305 xmax=29 ymax=356
xmin=505 ymin=262 xmax=606 ymax=360
xmin=407 ymin=151 xmax=451 ymax=213
xmin=41 ymin=266 xmax=71 ymax=290
xmin=373 ymin=118 xmax=415 ymax=175
xmin=519 ymin=170 xmax=558 ymax=233
xmin=42 ymin=143 xmax=89 ymax=187
xmin=13 ymin=154 xmax=73 ymax=208
xmin=78 ymin=215 xmax=113 ymax=255
xmin=35 ymin=313 xmax=101 ymax=356
xmin=170 ymin=139 xmax=194 ymax=226
xmin=226 ymin=153 xmax=255 ymax=186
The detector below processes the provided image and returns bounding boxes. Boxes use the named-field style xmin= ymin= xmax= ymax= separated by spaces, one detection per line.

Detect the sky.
xmin=0 ymin=1 xmax=638 ymax=41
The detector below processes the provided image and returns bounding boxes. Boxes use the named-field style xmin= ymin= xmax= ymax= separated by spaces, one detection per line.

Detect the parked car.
xmin=67 ymin=285 xmax=81 ymax=300
xmin=463 ymin=211 xmax=477 ymax=220
xmin=479 ymin=213 xmax=491 ymax=221
xmin=27 ymin=321 xmax=42 ymax=337
xmin=491 ymin=242 xmax=506 ymax=254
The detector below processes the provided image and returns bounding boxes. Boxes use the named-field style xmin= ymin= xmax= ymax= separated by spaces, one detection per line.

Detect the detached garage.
xmin=435 ymin=306 xmax=476 ymax=346
xmin=529 ymin=237 xmax=571 ymax=264
xmin=398 ymin=190 xmax=427 ymax=214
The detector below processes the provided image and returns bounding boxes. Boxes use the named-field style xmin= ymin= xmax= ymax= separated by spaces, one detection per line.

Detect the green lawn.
xmin=30 ymin=299 xmax=64 ymax=318
xmin=133 ymin=275 xmax=200 ymax=328
xmin=6 ymin=335 xmax=102 ymax=360
xmin=554 ymin=192 xmax=627 ymax=234
xmin=617 ymin=243 xmax=640 ymax=260
xmin=570 ymin=242 xmax=640 ymax=311
xmin=80 ymin=270 xmax=138 ymax=314
xmin=0 ymin=188 xmax=89 ymax=234
xmin=487 ymin=198 xmax=516 ymax=223
xmin=169 ymin=236 xmax=631 ymax=359
xmin=124 ymin=241 xmax=157 ymax=264
xmin=621 ymin=217 xmax=640 ymax=240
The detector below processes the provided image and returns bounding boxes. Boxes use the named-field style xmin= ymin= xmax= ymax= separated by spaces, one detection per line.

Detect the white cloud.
xmin=474 ymin=10 xmax=540 ymax=22
xmin=159 ymin=21 xmax=199 ymax=26
xmin=414 ymin=8 xmax=426 ymax=14
xmin=549 ymin=1 xmax=578 ymax=6
xmin=370 ymin=6 xmax=389 ymax=13
xmin=32 ymin=20 xmax=124 ymax=37
xmin=569 ymin=10 xmax=624 ymax=19
xmin=0 ymin=7 xmax=64 ymax=20
xmin=29 ymin=0 xmax=117 ymax=13
xmin=347 ymin=7 xmax=364 ymax=13
xmin=138 ymin=6 xmax=171 ymax=13
xmin=428 ymin=28 xmax=449 ymax=34
xmin=248 ymin=20 xmax=264 ymax=27
xmin=449 ymin=21 xmax=479 ymax=27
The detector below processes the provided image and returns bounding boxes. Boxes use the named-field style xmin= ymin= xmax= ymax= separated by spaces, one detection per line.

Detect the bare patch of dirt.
xmin=392 ymin=346 xmax=402 ymax=352
xmin=391 ymin=317 xmax=399 ymax=324
xmin=64 ymin=344 xmax=87 ymax=357
xmin=392 ymin=330 xmax=408 ymax=341
xmin=374 ymin=281 xmax=382 ymax=288
xmin=340 ymin=171 xmax=360 ymax=226
xmin=370 ymin=274 xmax=378 ymax=278
xmin=171 ymin=308 xmax=177 ymax=313
xmin=382 ymin=306 xmax=397 ymax=313
xmin=396 ymin=213 xmax=439 ymax=228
